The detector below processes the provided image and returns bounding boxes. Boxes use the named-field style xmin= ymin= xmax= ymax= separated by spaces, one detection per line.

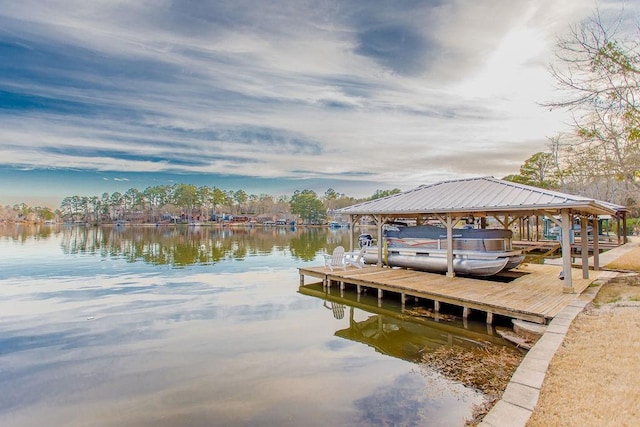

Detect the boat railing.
xmin=389 ymin=237 xmax=511 ymax=253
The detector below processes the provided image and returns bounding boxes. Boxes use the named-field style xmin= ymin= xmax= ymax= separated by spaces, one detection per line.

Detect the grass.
xmin=604 ymin=246 xmax=640 ymax=271
xmin=593 ymin=295 xmax=621 ymax=308
xmin=527 ymin=274 xmax=640 ymax=426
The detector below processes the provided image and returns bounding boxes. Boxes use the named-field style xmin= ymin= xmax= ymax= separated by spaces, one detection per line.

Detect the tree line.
xmin=0 ymin=185 xmax=402 ymax=225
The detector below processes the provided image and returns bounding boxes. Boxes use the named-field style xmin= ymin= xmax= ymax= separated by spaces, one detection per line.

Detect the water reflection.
xmin=298 ymin=284 xmax=492 ymax=426
xmin=0 ymin=222 xmax=58 ymax=242
xmin=300 ymin=283 xmax=504 ymax=364
xmin=0 ymin=224 xmax=351 ymax=266
xmin=1 ymin=224 xmax=488 ymax=426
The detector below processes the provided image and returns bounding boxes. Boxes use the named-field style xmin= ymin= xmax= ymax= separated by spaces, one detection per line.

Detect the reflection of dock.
xmin=298 ymin=263 xmax=600 ymax=325
xmin=299 ymin=285 xmax=505 ymax=362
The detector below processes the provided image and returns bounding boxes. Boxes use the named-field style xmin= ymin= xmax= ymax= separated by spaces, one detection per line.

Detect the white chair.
xmin=323 ymin=246 xmax=346 ymax=271
xmin=344 ymin=246 xmax=367 ymax=269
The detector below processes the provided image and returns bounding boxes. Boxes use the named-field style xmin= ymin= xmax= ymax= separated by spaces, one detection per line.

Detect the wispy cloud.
xmin=0 ymin=0 xmax=632 ymax=203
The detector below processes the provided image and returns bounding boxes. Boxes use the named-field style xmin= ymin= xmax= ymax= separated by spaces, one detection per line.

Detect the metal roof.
xmin=335 ymin=177 xmax=627 ymax=217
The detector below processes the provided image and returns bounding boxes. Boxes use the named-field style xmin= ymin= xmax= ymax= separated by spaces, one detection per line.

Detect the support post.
xmin=561 ymin=209 xmax=574 ymax=293
xmin=434 ymin=300 xmax=440 ymax=313
xmin=357 ymin=284 xmax=361 ymax=294
xmin=580 ymin=216 xmax=589 ymax=279
xmin=435 ymin=214 xmax=457 ymax=277
xmin=378 ymin=289 xmax=383 ymax=300
xmin=348 ymin=215 xmax=356 ymax=253
xmin=593 ymin=217 xmax=600 ymax=271
xmin=446 ymin=214 xmax=455 ymax=277
xmin=374 ymin=215 xmax=384 ymax=267
xmin=486 ymin=311 xmax=493 ymax=325
xmin=462 ymin=306 xmax=470 ymax=319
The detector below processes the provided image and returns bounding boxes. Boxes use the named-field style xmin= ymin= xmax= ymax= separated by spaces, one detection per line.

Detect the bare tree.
xmin=546 ymin=9 xmax=640 ymax=205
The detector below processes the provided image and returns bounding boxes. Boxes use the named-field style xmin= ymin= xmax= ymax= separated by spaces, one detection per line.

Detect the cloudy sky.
xmin=0 ymin=0 xmax=634 ymax=206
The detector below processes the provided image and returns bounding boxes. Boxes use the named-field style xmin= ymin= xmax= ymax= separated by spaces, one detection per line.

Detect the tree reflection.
xmin=289 ymin=228 xmax=335 ymax=261
xmin=0 ymin=223 xmax=57 ymax=242
xmin=0 ymin=224 xmax=356 ymax=267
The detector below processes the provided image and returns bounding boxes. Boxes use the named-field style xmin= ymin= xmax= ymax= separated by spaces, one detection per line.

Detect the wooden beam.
xmin=542 ymin=211 xmax=562 ymax=227
xmin=447 ymin=215 xmax=455 ymax=277
xmin=375 ymin=215 xmax=384 ymax=267
xmin=580 ymin=216 xmax=589 ymax=279
xmin=593 ymin=217 xmax=600 ymax=271
xmin=494 ymin=214 xmax=519 ymax=229
xmin=436 ymin=214 xmax=459 ymax=278
xmin=348 ymin=214 xmax=357 ymax=253
xmin=561 ymin=209 xmax=574 ymax=293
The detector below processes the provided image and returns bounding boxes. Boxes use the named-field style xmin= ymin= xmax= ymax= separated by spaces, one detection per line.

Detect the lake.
xmin=0 ymin=224 xmax=503 ymax=426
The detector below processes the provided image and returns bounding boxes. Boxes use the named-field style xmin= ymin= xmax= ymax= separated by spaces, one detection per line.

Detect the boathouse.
xmin=334 ymin=176 xmax=627 ymax=293
xmin=298 ymin=177 xmax=628 ymax=325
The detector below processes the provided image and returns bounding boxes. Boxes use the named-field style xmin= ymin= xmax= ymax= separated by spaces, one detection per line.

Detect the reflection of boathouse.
xmin=300 ymin=284 xmax=506 ymax=363
xmin=335 ymin=315 xmax=477 ymax=363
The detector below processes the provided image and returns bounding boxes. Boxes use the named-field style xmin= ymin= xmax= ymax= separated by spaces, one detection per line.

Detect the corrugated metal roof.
xmin=336 ymin=177 xmax=627 ymax=216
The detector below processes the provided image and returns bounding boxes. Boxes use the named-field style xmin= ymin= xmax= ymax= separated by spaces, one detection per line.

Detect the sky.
xmin=0 ymin=0 xmax=636 ymax=207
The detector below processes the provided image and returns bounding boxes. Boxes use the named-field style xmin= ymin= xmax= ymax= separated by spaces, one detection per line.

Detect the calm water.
xmin=0 ymin=224 xmax=499 ymax=426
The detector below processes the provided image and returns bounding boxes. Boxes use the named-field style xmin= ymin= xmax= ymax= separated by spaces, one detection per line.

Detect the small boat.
xmin=358 ymin=233 xmax=374 ymax=247
xmin=362 ymin=224 xmax=525 ymax=276
xmin=329 ymin=221 xmax=347 ymax=229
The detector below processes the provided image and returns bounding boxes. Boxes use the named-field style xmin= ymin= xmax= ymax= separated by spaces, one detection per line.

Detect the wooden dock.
xmin=298 ymin=263 xmax=601 ymax=324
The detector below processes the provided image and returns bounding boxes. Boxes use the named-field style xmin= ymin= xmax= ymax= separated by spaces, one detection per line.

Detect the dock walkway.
xmin=298 ymin=263 xmax=600 ymax=324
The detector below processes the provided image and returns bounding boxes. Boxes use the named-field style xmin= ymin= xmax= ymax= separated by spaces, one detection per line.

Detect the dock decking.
xmin=298 ymin=263 xmax=600 ymax=324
